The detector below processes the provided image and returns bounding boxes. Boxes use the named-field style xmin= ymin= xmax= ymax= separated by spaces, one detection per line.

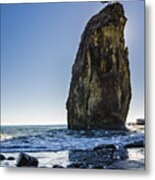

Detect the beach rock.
xmin=0 ymin=154 xmax=6 ymax=161
xmin=93 ymin=144 xmax=116 ymax=151
xmin=113 ymin=147 xmax=128 ymax=160
xmin=67 ymin=162 xmax=87 ymax=169
xmin=125 ymin=140 xmax=145 ymax=148
xmin=109 ymin=160 xmax=145 ymax=170
xmin=91 ymin=165 xmax=104 ymax=169
xmin=66 ymin=2 xmax=131 ymax=130
xmin=52 ymin=165 xmax=64 ymax=168
xmin=68 ymin=149 xmax=114 ymax=166
xmin=16 ymin=153 xmax=39 ymax=167
xmin=7 ymin=156 xmax=15 ymax=161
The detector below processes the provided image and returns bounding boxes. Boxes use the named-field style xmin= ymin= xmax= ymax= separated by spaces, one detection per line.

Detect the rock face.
xmin=66 ymin=3 xmax=131 ymax=130
xmin=16 ymin=153 xmax=39 ymax=167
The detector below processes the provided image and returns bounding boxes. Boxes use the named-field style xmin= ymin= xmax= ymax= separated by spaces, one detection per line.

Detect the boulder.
xmin=124 ymin=140 xmax=145 ymax=148
xmin=67 ymin=162 xmax=87 ymax=169
xmin=66 ymin=2 xmax=131 ymax=130
xmin=0 ymin=154 xmax=6 ymax=161
xmin=91 ymin=165 xmax=104 ymax=169
xmin=16 ymin=153 xmax=39 ymax=167
xmin=113 ymin=146 xmax=128 ymax=160
xmin=52 ymin=164 xmax=64 ymax=168
xmin=68 ymin=149 xmax=113 ymax=165
xmin=7 ymin=156 xmax=15 ymax=161
xmin=93 ymin=144 xmax=116 ymax=151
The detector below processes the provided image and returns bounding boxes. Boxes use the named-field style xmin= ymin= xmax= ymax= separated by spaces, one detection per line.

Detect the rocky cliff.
xmin=66 ymin=3 xmax=132 ymax=130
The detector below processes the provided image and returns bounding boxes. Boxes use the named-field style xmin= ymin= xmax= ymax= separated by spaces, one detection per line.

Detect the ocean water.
xmin=0 ymin=125 xmax=145 ymax=169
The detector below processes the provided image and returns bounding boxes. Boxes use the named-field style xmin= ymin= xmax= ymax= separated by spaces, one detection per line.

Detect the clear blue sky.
xmin=1 ymin=1 xmax=144 ymax=125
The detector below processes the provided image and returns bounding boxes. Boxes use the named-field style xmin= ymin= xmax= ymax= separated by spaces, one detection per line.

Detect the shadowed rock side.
xmin=66 ymin=3 xmax=131 ymax=130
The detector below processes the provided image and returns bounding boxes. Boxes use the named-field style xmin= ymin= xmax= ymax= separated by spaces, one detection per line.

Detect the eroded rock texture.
xmin=66 ymin=3 xmax=131 ymax=130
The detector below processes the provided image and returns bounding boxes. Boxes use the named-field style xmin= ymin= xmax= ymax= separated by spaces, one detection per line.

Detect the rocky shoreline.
xmin=0 ymin=124 xmax=145 ymax=169
xmin=0 ymin=139 xmax=144 ymax=169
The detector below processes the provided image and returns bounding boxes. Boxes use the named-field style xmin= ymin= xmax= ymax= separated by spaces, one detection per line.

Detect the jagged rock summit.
xmin=66 ymin=2 xmax=131 ymax=130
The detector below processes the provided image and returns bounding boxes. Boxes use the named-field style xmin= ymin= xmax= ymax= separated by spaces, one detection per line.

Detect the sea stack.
xmin=66 ymin=3 xmax=131 ymax=130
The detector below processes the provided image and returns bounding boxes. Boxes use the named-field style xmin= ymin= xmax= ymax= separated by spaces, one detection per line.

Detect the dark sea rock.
xmin=7 ymin=156 xmax=15 ymax=161
xmin=109 ymin=160 xmax=145 ymax=170
xmin=52 ymin=165 xmax=64 ymax=168
xmin=67 ymin=162 xmax=87 ymax=169
xmin=113 ymin=146 xmax=128 ymax=160
xmin=125 ymin=140 xmax=145 ymax=148
xmin=67 ymin=148 xmax=125 ymax=169
xmin=91 ymin=165 xmax=104 ymax=169
xmin=66 ymin=2 xmax=131 ymax=130
xmin=16 ymin=153 xmax=39 ymax=167
xmin=0 ymin=154 xmax=6 ymax=161
xmin=68 ymin=149 xmax=115 ymax=166
xmin=93 ymin=144 xmax=116 ymax=151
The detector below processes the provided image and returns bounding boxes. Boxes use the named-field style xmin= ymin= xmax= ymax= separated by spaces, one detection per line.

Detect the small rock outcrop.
xmin=0 ymin=154 xmax=6 ymax=161
xmin=16 ymin=153 xmax=39 ymax=167
xmin=93 ymin=144 xmax=116 ymax=151
xmin=66 ymin=3 xmax=131 ymax=130
xmin=7 ymin=156 xmax=15 ymax=161
xmin=124 ymin=140 xmax=145 ymax=149
xmin=52 ymin=164 xmax=64 ymax=168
